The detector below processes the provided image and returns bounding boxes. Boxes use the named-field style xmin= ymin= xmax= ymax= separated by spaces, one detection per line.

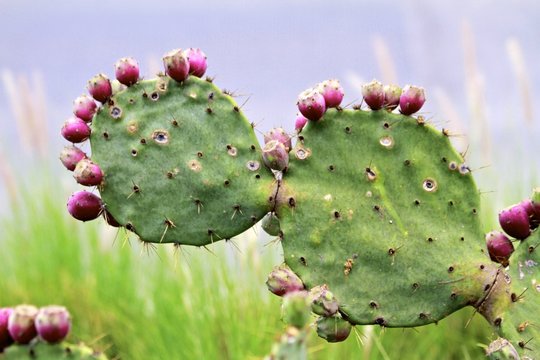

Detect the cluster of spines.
xmin=59 ymin=48 xmax=208 ymax=224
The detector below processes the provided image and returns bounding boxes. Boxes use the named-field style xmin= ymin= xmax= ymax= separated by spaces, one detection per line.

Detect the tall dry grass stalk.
xmin=372 ymin=35 xmax=398 ymax=85
xmin=506 ymin=38 xmax=534 ymax=126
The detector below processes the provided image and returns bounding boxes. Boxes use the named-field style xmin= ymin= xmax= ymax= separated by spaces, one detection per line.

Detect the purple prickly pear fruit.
xmin=317 ymin=79 xmax=344 ymax=108
xmin=163 ymin=49 xmax=190 ymax=82
xmin=0 ymin=308 xmax=14 ymax=352
xmin=295 ymin=113 xmax=308 ymax=133
xmin=362 ymin=80 xmax=385 ymax=110
xmin=59 ymin=145 xmax=87 ymax=171
xmin=281 ymin=291 xmax=311 ymax=328
xmin=266 ymin=264 xmax=304 ymax=296
xmin=399 ymin=85 xmax=426 ymax=115
xmin=183 ymin=48 xmax=207 ymax=78
xmin=486 ymin=231 xmax=514 ymax=267
xmin=7 ymin=305 xmax=38 ymax=345
xmin=297 ymin=88 xmax=326 ymax=122
xmin=262 ymin=140 xmax=289 ymax=171
xmin=383 ymin=84 xmax=402 ymax=110
xmin=104 ymin=209 xmax=121 ymax=227
xmin=519 ymin=199 xmax=540 ymax=230
xmin=35 ymin=306 xmax=71 ymax=344
xmin=72 ymin=95 xmax=97 ymax=123
xmin=309 ymin=285 xmax=339 ymax=317
xmin=61 ymin=116 xmax=91 ymax=143
xmin=67 ymin=191 xmax=103 ymax=221
xmin=114 ymin=57 xmax=140 ymax=86
xmin=499 ymin=204 xmax=531 ymax=240
xmin=316 ymin=316 xmax=352 ymax=343
xmin=87 ymin=74 xmax=112 ymax=103
xmin=264 ymin=128 xmax=292 ymax=152
xmin=73 ymin=159 xmax=104 ymax=186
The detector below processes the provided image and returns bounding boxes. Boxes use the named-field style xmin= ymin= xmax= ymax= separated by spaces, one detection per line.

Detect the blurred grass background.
xmin=1 ymin=1 xmax=539 ymax=359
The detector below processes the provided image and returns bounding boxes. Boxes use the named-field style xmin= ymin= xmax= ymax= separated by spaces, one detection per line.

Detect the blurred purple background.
xmin=1 ymin=0 xmax=539 ymax=215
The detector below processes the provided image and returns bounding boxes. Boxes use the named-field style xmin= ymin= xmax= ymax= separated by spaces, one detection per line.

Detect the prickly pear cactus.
xmin=276 ymin=108 xmax=495 ymax=327
xmin=2 ymin=342 xmax=107 ymax=359
xmin=90 ymin=76 xmax=274 ymax=245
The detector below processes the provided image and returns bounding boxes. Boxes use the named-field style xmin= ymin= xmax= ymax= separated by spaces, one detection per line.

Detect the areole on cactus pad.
xmin=58 ymin=48 xmax=539 ymax=359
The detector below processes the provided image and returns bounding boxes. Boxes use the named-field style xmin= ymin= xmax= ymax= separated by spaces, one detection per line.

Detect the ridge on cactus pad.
xmin=90 ymin=76 xmax=274 ymax=245
xmin=275 ymin=108 xmax=496 ymax=327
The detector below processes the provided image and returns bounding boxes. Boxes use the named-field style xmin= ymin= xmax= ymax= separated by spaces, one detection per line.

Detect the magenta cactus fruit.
xmin=87 ymin=73 xmax=112 ymax=103
xmin=262 ymin=140 xmax=289 ymax=171
xmin=59 ymin=145 xmax=87 ymax=171
xmin=383 ymin=84 xmax=402 ymax=110
xmin=0 ymin=308 xmax=13 ymax=352
xmin=61 ymin=116 xmax=91 ymax=143
xmin=114 ymin=57 xmax=140 ymax=86
xmin=399 ymin=85 xmax=426 ymax=115
xmin=266 ymin=264 xmax=304 ymax=296
xmin=67 ymin=191 xmax=103 ymax=221
xmin=184 ymin=48 xmax=207 ymax=77
xmin=309 ymin=285 xmax=339 ymax=317
xmin=104 ymin=210 xmax=121 ymax=227
xmin=317 ymin=79 xmax=344 ymax=108
xmin=486 ymin=231 xmax=514 ymax=267
xmin=295 ymin=113 xmax=308 ymax=133
xmin=520 ymin=198 xmax=540 ymax=230
xmin=163 ymin=49 xmax=190 ymax=82
xmin=35 ymin=306 xmax=71 ymax=344
xmin=297 ymin=88 xmax=326 ymax=122
xmin=73 ymin=159 xmax=104 ymax=186
xmin=316 ymin=316 xmax=352 ymax=343
xmin=281 ymin=291 xmax=311 ymax=328
xmin=499 ymin=204 xmax=531 ymax=240
xmin=362 ymin=80 xmax=385 ymax=110
xmin=7 ymin=305 xmax=38 ymax=345
xmin=72 ymin=95 xmax=97 ymax=122
xmin=264 ymin=128 xmax=292 ymax=152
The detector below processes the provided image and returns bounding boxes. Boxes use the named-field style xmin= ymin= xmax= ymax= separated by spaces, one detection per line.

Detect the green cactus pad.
xmin=1 ymin=341 xmax=107 ymax=359
xmin=483 ymin=231 xmax=539 ymax=358
xmin=276 ymin=109 xmax=496 ymax=327
xmin=90 ymin=76 xmax=274 ymax=245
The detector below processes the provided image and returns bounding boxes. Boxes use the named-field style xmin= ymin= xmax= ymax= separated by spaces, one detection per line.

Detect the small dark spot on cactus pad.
xmin=450 ymin=292 xmax=457 ymax=300
xmin=412 ymin=283 xmax=419 ymax=291
xmin=373 ymin=205 xmax=380 ymax=212
xmin=404 ymin=159 xmax=411 ymax=166
xmin=224 ymin=179 xmax=230 ymax=186
xmin=480 ymin=264 xmax=485 ymax=270
xmin=108 ymin=99 xmax=115 ymax=106
xmin=246 ymin=160 xmax=260 ymax=171
xmin=125 ymin=222 xmax=134 ymax=231
xmin=460 ymin=236 xmax=464 ymax=241
xmin=365 ymin=168 xmax=377 ymax=181
xmin=129 ymin=98 xmax=135 ymax=104
xmin=268 ymin=196 xmax=274 ymax=202
xmin=328 ymin=165 xmax=335 ymax=172
xmin=150 ymin=92 xmax=159 ymax=101
xmin=352 ymin=104 xmax=361 ymax=110
xmin=233 ymin=106 xmax=240 ymax=112
xmin=422 ymin=178 xmax=437 ymax=192
xmin=288 ymin=197 xmax=296 ymax=207
xmin=333 ymin=210 xmax=341 ymax=219
xmin=298 ymin=135 xmax=305 ymax=142
xmin=110 ymin=106 xmax=122 ymax=119
xmin=207 ymin=229 xmax=214 ymax=236
xmin=375 ymin=317 xmax=387 ymax=327
xmin=511 ymin=293 xmax=518 ymax=302
xmin=250 ymin=144 xmax=256 ymax=151
xmin=414 ymin=200 xmax=420 ymax=206
xmin=419 ymin=313 xmax=429 ymax=320
xmin=448 ymin=200 xmax=454 ymax=206
xmin=142 ymin=92 xmax=148 ymax=99
xmin=206 ymin=107 xmax=213 ymax=114
xmin=441 ymin=157 xmax=447 ymax=163
xmin=29 ymin=349 xmax=36 ymax=357
xmin=208 ymin=92 xmax=214 ymax=100
xmin=171 ymin=119 xmax=179 ymax=127
xmin=529 ymin=245 xmax=536 ymax=253
xmin=140 ymin=138 xmax=146 ymax=144
xmin=197 ymin=151 xmax=203 ymax=158
xmin=493 ymin=318 xmax=502 ymax=327
xmin=472 ymin=208 xmax=477 ymax=214
xmin=65 ymin=347 xmax=72 ymax=354
xmin=188 ymin=160 xmax=202 ymax=172
xmin=448 ymin=266 xmax=455 ymax=273
xmin=233 ymin=204 xmax=241 ymax=211
xmin=345 ymin=126 xmax=351 ymax=134
xmin=152 ymin=130 xmax=169 ymax=144
xmin=167 ymin=171 xmax=174 ymax=179
xmin=388 ymin=248 xmax=396 ymax=256
xmin=299 ymin=257 xmax=307 ymax=266
xmin=369 ymin=301 xmax=379 ymax=309
xmin=205 ymin=76 xmax=214 ymax=83
xmin=427 ymin=237 xmax=434 ymax=243
xmin=255 ymin=174 xmax=261 ymax=179
xmin=103 ymin=132 xmax=109 ymax=140
xmin=164 ymin=218 xmax=175 ymax=227
xmin=250 ymin=215 xmax=257 ymax=223
xmin=132 ymin=185 xmax=140 ymax=193
xmin=484 ymin=284 xmax=490 ymax=291
xmin=383 ymin=122 xmax=390 ymax=129
xmin=131 ymin=149 xmax=138 ymax=157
